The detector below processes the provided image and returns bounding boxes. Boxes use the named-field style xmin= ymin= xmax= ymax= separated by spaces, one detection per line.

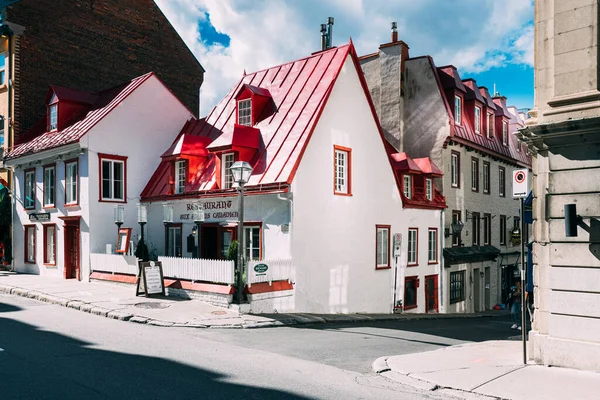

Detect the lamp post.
xmin=451 ymin=220 xmax=464 ymax=247
xmin=114 ymin=205 xmax=124 ymax=232
xmin=137 ymin=203 xmax=147 ymax=261
xmin=230 ymin=161 xmax=253 ymax=304
xmin=192 ymin=201 xmax=204 ymax=258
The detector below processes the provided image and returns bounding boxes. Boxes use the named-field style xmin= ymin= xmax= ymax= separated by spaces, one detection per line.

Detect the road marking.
xmin=0 ymin=347 xmax=4 ymax=352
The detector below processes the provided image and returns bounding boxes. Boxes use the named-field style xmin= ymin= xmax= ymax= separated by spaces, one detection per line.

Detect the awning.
xmin=443 ymin=245 xmax=501 ymax=266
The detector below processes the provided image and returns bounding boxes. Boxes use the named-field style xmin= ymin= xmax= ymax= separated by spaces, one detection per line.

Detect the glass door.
xmin=167 ymin=225 xmax=182 ymax=257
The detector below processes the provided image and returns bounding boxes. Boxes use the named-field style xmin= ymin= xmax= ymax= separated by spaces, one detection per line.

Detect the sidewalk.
xmin=0 ymin=272 xmax=508 ymax=329
xmin=373 ymin=341 xmax=600 ymax=400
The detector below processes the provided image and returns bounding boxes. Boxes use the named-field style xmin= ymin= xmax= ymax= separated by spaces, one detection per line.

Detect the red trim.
xmin=375 ymin=225 xmax=391 ymax=270
xmin=98 ymin=153 xmax=128 ymax=203
xmin=474 ymin=105 xmax=482 ymax=135
xmin=64 ymin=158 xmax=80 ymax=206
xmin=24 ymin=225 xmax=36 ymax=264
xmin=42 ymin=163 xmax=56 ymax=208
xmin=499 ymin=166 xmax=506 ymax=197
xmin=333 ymin=145 xmax=352 ymax=196
xmin=23 ymin=168 xmax=36 ymax=210
xmin=43 ymin=224 xmax=57 ymax=266
xmin=451 ymin=151 xmax=460 ymax=188
xmin=116 ymin=228 xmax=132 ymax=254
xmin=454 ymin=94 xmax=463 ymax=126
xmin=245 ymin=280 xmax=294 ymax=294
xmin=483 ymin=161 xmax=490 ymax=195
xmin=89 ymin=272 xmax=235 ymax=294
xmin=404 ymin=275 xmax=418 ymax=310
xmin=408 ymin=227 xmax=418 ymax=266
xmin=428 ymin=228 xmax=438 ymax=264
xmin=425 ymin=274 xmax=439 ymax=313
xmin=471 ymin=156 xmax=479 ymax=193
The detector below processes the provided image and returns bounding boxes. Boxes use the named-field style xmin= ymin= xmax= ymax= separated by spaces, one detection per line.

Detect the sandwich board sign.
xmin=136 ymin=261 xmax=165 ymax=297
xmin=512 ymin=169 xmax=528 ymax=198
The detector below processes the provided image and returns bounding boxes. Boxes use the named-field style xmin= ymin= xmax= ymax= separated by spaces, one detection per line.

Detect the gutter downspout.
xmin=439 ymin=209 xmax=445 ymax=313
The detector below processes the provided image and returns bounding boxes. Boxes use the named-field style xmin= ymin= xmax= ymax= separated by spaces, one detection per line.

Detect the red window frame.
xmin=427 ymin=228 xmax=438 ymax=264
xmin=375 ymin=224 xmax=391 ymax=270
xmin=404 ymin=276 xmax=419 ymax=310
xmin=24 ymin=225 xmax=36 ymax=264
xmin=333 ymin=145 xmax=352 ymax=196
xmin=98 ymin=153 xmax=128 ymax=203
xmin=64 ymin=158 xmax=79 ymax=206
xmin=23 ymin=167 xmax=36 ymax=210
xmin=42 ymin=163 xmax=56 ymax=208
xmin=408 ymin=227 xmax=418 ymax=266
xmin=43 ymin=224 xmax=57 ymax=266
xmin=451 ymin=151 xmax=460 ymax=188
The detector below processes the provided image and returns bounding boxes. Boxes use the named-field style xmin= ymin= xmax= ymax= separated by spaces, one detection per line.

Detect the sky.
xmin=154 ymin=0 xmax=534 ymax=117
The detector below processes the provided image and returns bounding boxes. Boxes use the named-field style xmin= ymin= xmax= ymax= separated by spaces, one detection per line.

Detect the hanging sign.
xmin=512 ymin=169 xmax=528 ymax=198
xmin=29 ymin=213 xmax=50 ymax=222
xmin=116 ymin=228 xmax=132 ymax=254
xmin=136 ymin=261 xmax=165 ymax=297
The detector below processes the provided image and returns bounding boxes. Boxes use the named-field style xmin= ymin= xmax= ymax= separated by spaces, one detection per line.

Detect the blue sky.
xmin=155 ymin=0 xmax=534 ymax=116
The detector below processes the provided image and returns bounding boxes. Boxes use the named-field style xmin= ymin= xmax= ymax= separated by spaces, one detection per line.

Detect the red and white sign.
xmin=512 ymin=169 xmax=528 ymax=198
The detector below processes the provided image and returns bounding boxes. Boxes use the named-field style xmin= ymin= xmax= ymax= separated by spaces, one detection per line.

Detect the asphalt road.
xmin=0 ymin=293 xmax=515 ymax=400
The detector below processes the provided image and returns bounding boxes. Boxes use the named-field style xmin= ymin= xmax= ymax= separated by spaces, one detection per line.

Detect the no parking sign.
xmin=512 ymin=169 xmax=528 ymax=198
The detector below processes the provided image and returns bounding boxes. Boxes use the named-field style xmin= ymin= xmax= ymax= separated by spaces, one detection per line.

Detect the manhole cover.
xmin=211 ymin=310 xmax=228 ymax=315
xmin=134 ymin=302 xmax=170 ymax=309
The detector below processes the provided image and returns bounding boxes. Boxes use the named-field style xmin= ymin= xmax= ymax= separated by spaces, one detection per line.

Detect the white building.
xmin=3 ymin=73 xmax=193 ymax=280
xmin=141 ymin=43 xmax=447 ymax=314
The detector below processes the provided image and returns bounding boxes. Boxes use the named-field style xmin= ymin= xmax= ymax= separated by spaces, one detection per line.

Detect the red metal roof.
xmin=390 ymin=152 xmax=422 ymax=174
xmin=161 ymin=134 xmax=211 ymax=158
xmin=46 ymin=85 xmax=98 ymax=105
xmin=414 ymin=157 xmax=443 ymax=176
xmin=5 ymin=72 xmax=156 ymax=160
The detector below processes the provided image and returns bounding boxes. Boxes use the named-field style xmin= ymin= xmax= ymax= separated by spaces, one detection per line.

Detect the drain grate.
xmin=134 ymin=302 xmax=170 ymax=309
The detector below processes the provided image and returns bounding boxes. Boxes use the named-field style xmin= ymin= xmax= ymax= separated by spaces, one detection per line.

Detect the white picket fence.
xmin=159 ymin=256 xmax=235 ymax=285
xmin=247 ymin=258 xmax=294 ymax=286
xmin=90 ymin=253 xmax=139 ymax=275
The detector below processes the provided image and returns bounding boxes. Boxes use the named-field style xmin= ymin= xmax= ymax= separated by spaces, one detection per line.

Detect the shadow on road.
xmin=0 ymin=303 xmax=313 ymax=400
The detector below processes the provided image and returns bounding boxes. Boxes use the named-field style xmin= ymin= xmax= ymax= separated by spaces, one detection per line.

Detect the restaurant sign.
xmin=177 ymin=199 xmax=238 ymax=222
xmin=29 ymin=213 xmax=51 ymax=222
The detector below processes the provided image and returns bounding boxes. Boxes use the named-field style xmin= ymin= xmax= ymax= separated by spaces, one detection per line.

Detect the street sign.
xmin=512 ymin=169 xmax=528 ymax=198
xmin=393 ymin=233 xmax=402 ymax=258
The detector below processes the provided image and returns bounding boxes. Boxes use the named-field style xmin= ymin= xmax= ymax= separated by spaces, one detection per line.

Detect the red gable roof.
xmin=5 ymin=72 xmax=156 ymax=160
xmin=390 ymin=152 xmax=422 ymax=174
xmin=414 ymin=157 xmax=443 ymax=176
xmin=46 ymin=85 xmax=98 ymax=105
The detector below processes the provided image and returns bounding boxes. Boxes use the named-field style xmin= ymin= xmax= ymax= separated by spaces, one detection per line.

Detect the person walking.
xmin=509 ymin=283 xmax=522 ymax=330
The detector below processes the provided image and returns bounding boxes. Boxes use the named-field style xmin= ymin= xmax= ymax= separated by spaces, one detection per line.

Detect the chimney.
xmin=391 ymin=21 xmax=398 ymax=42
xmin=326 ymin=17 xmax=334 ymax=48
xmin=320 ymin=23 xmax=327 ymax=50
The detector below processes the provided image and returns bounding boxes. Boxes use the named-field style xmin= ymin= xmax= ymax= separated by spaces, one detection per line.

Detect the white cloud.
xmin=154 ymin=0 xmax=534 ymax=115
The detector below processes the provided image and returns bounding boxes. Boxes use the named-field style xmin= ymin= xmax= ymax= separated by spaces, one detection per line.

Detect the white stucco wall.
xmin=291 ymin=55 xmax=441 ymax=314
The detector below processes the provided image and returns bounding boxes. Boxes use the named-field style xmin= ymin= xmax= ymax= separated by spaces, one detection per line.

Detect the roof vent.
xmin=391 ymin=21 xmax=398 ymax=42
xmin=320 ymin=24 xmax=327 ymax=50
xmin=319 ymin=17 xmax=335 ymax=50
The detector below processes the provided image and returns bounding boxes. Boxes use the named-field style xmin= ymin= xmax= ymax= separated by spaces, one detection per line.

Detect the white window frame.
xmin=403 ymin=175 xmax=412 ymax=199
xmin=49 ymin=104 xmax=58 ymax=131
xmin=451 ymin=152 xmax=459 ymax=188
xmin=425 ymin=178 xmax=433 ymax=201
xmin=166 ymin=225 xmax=182 ymax=257
xmin=44 ymin=224 xmax=56 ymax=265
xmin=474 ymin=106 xmax=481 ymax=134
xmin=471 ymin=158 xmax=478 ymax=192
xmin=174 ymin=160 xmax=186 ymax=194
xmin=43 ymin=165 xmax=55 ymax=207
xmin=238 ymin=99 xmax=252 ymax=126
xmin=244 ymin=225 xmax=261 ymax=261
xmin=101 ymin=158 xmax=125 ymax=202
xmin=428 ymin=229 xmax=437 ymax=263
xmin=408 ymin=228 xmax=418 ymax=265
xmin=65 ymin=161 xmax=78 ymax=205
xmin=376 ymin=225 xmax=390 ymax=269
xmin=222 ymin=153 xmax=235 ymax=189
xmin=24 ymin=169 xmax=36 ymax=209
xmin=25 ymin=225 xmax=35 ymax=263
xmin=499 ymin=166 xmax=506 ymax=197
xmin=488 ymin=112 xmax=494 ymax=138
xmin=502 ymin=121 xmax=508 ymax=145
xmin=454 ymin=96 xmax=461 ymax=124
xmin=334 ymin=147 xmax=350 ymax=195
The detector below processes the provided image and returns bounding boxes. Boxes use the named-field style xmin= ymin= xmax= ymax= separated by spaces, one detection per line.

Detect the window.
xmin=451 ymin=151 xmax=460 ymax=188
xmin=245 ymin=225 xmax=261 ymax=261
xmin=488 ymin=112 xmax=494 ymax=138
xmin=404 ymin=276 xmax=418 ymax=309
xmin=43 ymin=224 xmax=56 ymax=265
xmin=499 ymin=166 xmax=506 ymax=197
xmin=408 ymin=228 xmax=418 ymax=265
xmin=100 ymin=154 xmax=126 ymax=202
xmin=166 ymin=224 xmax=182 ymax=257
xmin=43 ymin=165 xmax=56 ymax=207
xmin=500 ymin=215 xmax=507 ymax=245
xmin=221 ymin=153 xmax=235 ymax=189
xmin=483 ymin=213 xmax=491 ymax=245
xmin=474 ymin=106 xmax=481 ymax=134
xmin=174 ymin=160 xmax=186 ymax=194
xmin=452 ymin=210 xmax=461 ymax=247
xmin=24 ymin=225 xmax=36 ymax=263
xmin=0 ymin=52 xmax=5 ymax=85
xmin=450 ymin=271 xmax=465 ymax=304
xmin=376 ymin=225 xmax=390 ymax=269
xmin=471 ymin=212 xmax=480 ymax=246
xmin=334 ymin=146 xmax=351 ymax=195
xmin=454 ymin=96 xmax=461 ymax=124
xmin=238 ymin=99 xmax=252 ymax=126
xmin=428 ymin=228 xmax=437 ymax=263
xmin=471 ymin=157 xmax=479 ymax=192
xmin=502 ymin=121 xmax=508 ymax=145
xmin=483 ymin=161 xmax=490 ymax=194
xmin=403 ymin=175 xmax=412 ymax=199
xmin=0 ymin=118 xmax=4 ymax=148
xmin=24 ymin=169 xmax=36 ymax=209
xmin=425 ymin=178 xmax=433 ymax=201
xmin=65 ymin=160 xmax=78 ymax=205
xmin=49 ymin=104 xmax=58 ymax=131
xmin=517 ymin=140 xmax=522 ymax=152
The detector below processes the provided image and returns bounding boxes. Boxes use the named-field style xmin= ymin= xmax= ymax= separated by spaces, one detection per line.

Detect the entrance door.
xmin=64 ymin=225 xmax=80 ymax=280
xmin=473 ymin=268 xmax=481 ymax=311
xmin=166 ymin=224 xmax=182 ymax=257
xmin=201 ymin=226 xmax=218 ymax=259
xmin=220 ymin=228 xmax=234 ymax=259
xmin=484 ymin=267 xmax=491 ymax=310
xmin=425 ymin=274 xmax=438 ymax=313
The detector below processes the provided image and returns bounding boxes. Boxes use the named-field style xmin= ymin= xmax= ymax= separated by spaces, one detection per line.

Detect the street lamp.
xmin=114 ymin=205 xmax=124 ymax=230
xmin=137 ymin=203 xmax=148 ymax=261
xmin=451 ymin=220 xmax=464 ymax=246
xmin=192 ymin=201 xmax=204 ymax=258
xmin=230 ymin=161 xmax=253 ymax=304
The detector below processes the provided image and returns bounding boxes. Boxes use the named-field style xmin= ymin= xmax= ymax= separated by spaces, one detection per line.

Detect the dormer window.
xmin=222 ymin=153 xmax=235 ymax=189
xmin=488 ymin=112 xmax=494 ymax=138
xmin=238 ymin=99 xmax=252 ymax=126
xmin=49 ymin=104 xmax=58 ymax=131
xmin=502 ymin=121 xmax=508 ymax=146
xmin=403 ymin=175 xmax=412 ymax=199
xmin=474 ymin=106 xmax=481 ymax=134
xmin=174 ymin=160 xmax=186 ymax=194
xmin=454 ymin=96 xmax=461 ymax=125
xmin=425 ymin=178 xmax=433 ymax=201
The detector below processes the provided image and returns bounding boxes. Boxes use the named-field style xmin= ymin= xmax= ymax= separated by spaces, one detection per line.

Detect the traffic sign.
xmin=512 ymin=169 xmax=528 ymax=198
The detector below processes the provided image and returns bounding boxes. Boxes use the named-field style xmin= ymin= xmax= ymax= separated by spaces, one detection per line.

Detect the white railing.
xmin=158 ymin=256 xmax=235 ymax=285
xmin=247 ymin=258 xmax=294 ymax=286
xmin=90 ymin=253 xmax=139 ymax=275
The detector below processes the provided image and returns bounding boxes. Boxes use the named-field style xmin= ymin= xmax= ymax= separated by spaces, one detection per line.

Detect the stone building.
xmin=361 ymin=26 xmax=530 ymax=314
xmin=517 ymin=0 xmax=600 ymax=372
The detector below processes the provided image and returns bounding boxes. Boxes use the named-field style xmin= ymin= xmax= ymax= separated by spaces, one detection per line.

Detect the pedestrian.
xmin=509 ymin=283 xmax=522 ymax=330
